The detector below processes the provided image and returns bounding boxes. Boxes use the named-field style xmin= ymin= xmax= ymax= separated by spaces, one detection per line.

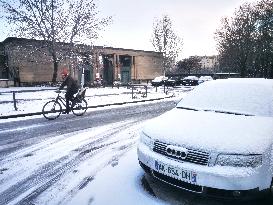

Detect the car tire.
xmin=270 ymin=179 xmax=273 ymax=198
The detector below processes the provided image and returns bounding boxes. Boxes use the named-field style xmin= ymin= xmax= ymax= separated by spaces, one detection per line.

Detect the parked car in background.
xmin=198 ymin=76 xmax=213 ymax=84
xmin=164 ymin=77 xmax=180 ymax=87
xmin=181 ymin=76 xmax=199 ymax=86
xmin=151 ymin=76 xmax=168 ymax=87
xmin=113 ymin=80 xmax=122 ymax=87
xmin=138 ymin=78 xmax=273 ymax=200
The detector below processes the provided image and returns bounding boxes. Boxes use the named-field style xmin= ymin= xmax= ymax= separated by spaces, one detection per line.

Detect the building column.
xmin=132 ymin=56 xmax=136 ymax=81
xmin=116 ymin=55 xmax=120 ymax=80
xmin=113 ymin=54 xmax=116 ymax=80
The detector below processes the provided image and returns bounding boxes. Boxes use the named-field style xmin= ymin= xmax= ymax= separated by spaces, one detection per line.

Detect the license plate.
xmin=154 ymin=160 xmax=197 ymax=184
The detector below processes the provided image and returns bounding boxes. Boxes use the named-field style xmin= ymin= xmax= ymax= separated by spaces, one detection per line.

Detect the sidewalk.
xmin=0 ymin=95 xmax=173 ymax=119
xmin=0 ymin=86 xmax=187 ymax=119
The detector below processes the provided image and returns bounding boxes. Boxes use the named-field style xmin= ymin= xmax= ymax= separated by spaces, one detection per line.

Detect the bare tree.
xmin=176 ymin=56 xmax=201 ymax=74
xmin=0 ymin=0 xmax=112 ymax=82
xmin=151 ymin=15 xmax=183 ymax=74
xmin=253 ymin=0 xmax=273 ymax=78
xmin=215 ymin=0 xmax=273 ymax=78
xmin=215 ymin=3 xmax=257 ymax=77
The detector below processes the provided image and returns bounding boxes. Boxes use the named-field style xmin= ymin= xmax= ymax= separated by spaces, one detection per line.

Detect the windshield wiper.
xmin=203 ymin=109 xmax=254 ymax=116
xmin=176 ymin=107 xmax=199 ymax=111
xmin=177 ymin=107 xmax=254 ymax=116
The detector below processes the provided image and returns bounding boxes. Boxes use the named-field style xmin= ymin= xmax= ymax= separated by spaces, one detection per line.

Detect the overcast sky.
xmin=0 ymin=0 xmax=258 ymax=59
xmin=95 ymin=0 xmax=258 ymax=59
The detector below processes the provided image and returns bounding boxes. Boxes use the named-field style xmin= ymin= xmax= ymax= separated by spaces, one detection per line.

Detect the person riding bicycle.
xmin=59 ymin=68 xmax=79 ymax=114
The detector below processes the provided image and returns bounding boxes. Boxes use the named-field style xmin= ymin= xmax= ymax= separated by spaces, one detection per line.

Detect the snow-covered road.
xmin=0 ymin=101 xmax=175 ymax=205
xmin=0 ymin=121 xmax=140 ymax=204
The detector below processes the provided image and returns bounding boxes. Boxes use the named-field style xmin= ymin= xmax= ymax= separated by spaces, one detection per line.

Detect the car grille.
xmin=153 ymin=141 xmax=210 ymax=166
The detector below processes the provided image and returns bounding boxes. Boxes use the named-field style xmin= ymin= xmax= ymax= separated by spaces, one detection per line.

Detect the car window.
xmin=177 ymin=79 xmax=273 ymax=117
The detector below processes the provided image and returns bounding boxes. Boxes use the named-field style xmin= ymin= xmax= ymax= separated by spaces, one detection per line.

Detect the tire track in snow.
xmin=52 ymin=140 xmax=138 ymax=205
xmin=19 ymin=127 xmax=139 ymax=205
xmin=0 ymin=120 xmax=140 ymax=205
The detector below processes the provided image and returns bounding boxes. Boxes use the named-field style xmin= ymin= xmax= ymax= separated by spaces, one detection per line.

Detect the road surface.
xmin=0 ymin=100 xmax=271 ymax=205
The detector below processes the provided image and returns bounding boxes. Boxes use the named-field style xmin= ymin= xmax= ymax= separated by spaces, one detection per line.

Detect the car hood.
xmin=142 ymin=108 xmax=273 ymax=154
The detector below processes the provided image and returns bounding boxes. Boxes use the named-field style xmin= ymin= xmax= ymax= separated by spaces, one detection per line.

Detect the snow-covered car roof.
xmin=152 ymin=76 xmax=167 ymax=82
xmin=199 ymin=76 xmax=213 ymax=81
xmin=183 ymin=76 xmax=199 ymax=80
xmin=177 ymin=78 xmax=273 ymax=117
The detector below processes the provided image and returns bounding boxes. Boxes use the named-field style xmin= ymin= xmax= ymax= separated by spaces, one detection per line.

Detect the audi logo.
xmin=165 ymin=145 xmax=188 ymax=159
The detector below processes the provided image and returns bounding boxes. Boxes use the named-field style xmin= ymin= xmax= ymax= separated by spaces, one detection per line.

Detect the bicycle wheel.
xmin=72 ymin=98 xmax=87 ymax=116
xmin=42 ymin=100 xmax=62 ymax=120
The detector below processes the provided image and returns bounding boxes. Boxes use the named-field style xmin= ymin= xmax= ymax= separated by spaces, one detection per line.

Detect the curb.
xmin=0 ymin=96 xmax=174 ymax=119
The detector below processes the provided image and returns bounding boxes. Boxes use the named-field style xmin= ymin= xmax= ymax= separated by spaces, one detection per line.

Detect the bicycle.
xmin=42 ymin=88 xmax=88 ymax=120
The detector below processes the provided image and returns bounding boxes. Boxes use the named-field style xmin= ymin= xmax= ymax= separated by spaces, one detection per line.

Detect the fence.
xmin=0 ymin=88 xmax=56 ymax=111
xmin=129 ymin=84 xmax=148 ymax=99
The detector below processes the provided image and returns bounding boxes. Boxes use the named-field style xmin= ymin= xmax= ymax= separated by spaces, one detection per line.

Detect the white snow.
xmin=143 ymin=108 xmax=273 ymax=153
xmin=2 ymin=78 xmax=272 ymax=204
xmin=143 ymin=78 xmax=273 ymax=154
xmin=0 ymin=85 xmax=187 ymax=118
xmin=0 ymin=120 xmax=166 ymax=205
xmin=177 ymin=78 xmax=273 ymax=117
xmin=0 ymin=85 xmax=188 ymax=205
xmin=65 ymin=148 xmax=166 ymax=205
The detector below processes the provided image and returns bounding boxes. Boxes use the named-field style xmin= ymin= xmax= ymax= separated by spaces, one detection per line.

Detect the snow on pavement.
xmin=0 ymin=85 xmax=192 ymax=205
xmin=0 ymin=119 xmax=167 ymax=205
xmin=66 ymin=148 xmax=165 ymax=205
xmin=0 ymin=86 xmax=190 ymax=117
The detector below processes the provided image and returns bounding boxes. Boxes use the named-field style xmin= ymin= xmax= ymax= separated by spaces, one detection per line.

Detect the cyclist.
xmin=59 ymin=68 xmax=79 ymax=114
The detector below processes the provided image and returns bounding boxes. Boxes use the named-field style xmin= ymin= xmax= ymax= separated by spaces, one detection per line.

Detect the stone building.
xmin=198 ymin=55 xmax=219 ymax=71
xmin=0 ymin=37 xmax=164 ymax=87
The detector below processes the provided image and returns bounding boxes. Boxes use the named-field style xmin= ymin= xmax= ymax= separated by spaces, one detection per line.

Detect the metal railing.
xmin=129 ymin=84 xmax=148 ymax=99
xmin=0 ymin=88 xmax=56 ymax=111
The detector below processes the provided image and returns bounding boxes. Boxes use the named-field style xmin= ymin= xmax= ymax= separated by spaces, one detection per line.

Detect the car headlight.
xmin=216 ymin=154 xmax=262 ymax=168
xmin=140 ymin=131 xmax=154 ymax=149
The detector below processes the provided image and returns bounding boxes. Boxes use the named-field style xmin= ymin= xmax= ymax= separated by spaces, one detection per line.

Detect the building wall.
xmin=0 ymin=37 xmax=164 ymax=86
xmin=97 ymin=47 xmax=164 ymax=81
xmin=3 ymin=38 xmax=69 ymax=83
xmin=2 ymin=38 xmax=85 ymax=85
xmin=199 ymin=55 xmax=218 ymax=70
xmin=134 ymin=55 xmax=163 ymax=80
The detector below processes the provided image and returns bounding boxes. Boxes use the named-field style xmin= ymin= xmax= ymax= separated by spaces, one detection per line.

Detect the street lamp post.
xmin=81 ymin=66 xmax=85 ymax=88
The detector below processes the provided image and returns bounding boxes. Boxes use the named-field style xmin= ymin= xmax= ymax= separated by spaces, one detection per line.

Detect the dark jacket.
xmin=60 ymin=75 xmax=79 ymax=95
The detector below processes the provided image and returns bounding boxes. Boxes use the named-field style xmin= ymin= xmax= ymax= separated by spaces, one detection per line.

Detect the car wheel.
xmin=270 ymin=179 xmax=273 ymax=198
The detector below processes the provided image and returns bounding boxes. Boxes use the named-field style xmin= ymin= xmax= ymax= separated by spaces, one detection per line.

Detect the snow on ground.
xmin=29 ymin=123 xmax=164 ymax=205
xmin=0 ymin=85 xmax=191 ymax=117
xmin=1 ymin=82 xmax=271 ymax=205
xmin=66 ymin=148 xmax=165 ymax=205
xmin=1 ymin=121 xmax=161 ymax=205
xmin=0 ymin=85 xmax=193 ymax=205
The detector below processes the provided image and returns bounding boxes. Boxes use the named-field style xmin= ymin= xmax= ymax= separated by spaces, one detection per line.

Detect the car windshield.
xmin=177 ymin=79 xmax=273 ymax=117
